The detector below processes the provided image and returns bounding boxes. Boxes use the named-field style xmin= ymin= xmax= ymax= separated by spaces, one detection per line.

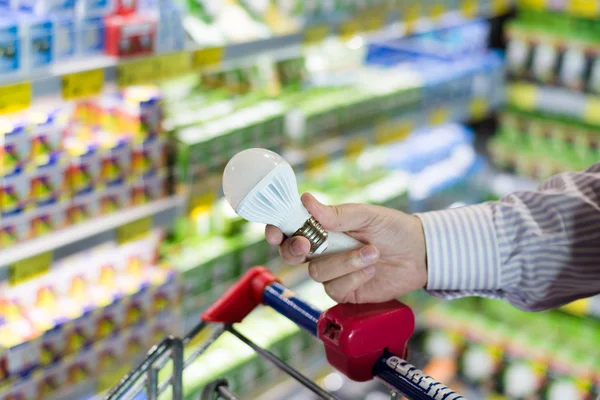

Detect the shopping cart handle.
xmin=202 ymin=266 xmax=280 ymax=323
xmin=202 ymin=267 xmax=414 ymax=382
xmin=318 ymin=300 xmax=414 ymax=382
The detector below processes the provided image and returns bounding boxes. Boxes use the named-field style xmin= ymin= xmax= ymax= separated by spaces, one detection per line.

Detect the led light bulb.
xmin=223 ymin=148 xmax=361 ymax=256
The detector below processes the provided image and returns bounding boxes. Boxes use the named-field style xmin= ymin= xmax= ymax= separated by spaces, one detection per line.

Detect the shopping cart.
xmin=105 ymin=267 xmax=465 ymax=400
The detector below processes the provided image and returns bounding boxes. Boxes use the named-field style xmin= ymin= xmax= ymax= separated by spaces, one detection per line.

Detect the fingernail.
xmin=291 ymin=239 xmax=306 ymax=256
xmin=359 ymin=246 xmax=378 ymax=264
xmin=363 ymin=265 xmax=376 ymax=276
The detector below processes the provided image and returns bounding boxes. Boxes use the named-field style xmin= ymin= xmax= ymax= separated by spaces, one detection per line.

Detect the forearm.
xmin=417 ymin=163 xmax=600 ymax=311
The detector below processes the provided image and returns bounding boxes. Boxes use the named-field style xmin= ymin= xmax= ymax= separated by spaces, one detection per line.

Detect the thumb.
xmin=301 ymin=193 xmax=375 ymax=232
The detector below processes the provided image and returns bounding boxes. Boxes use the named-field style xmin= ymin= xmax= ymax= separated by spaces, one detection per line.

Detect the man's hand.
xmin=265 ymin=193 xmax=428 ymax=303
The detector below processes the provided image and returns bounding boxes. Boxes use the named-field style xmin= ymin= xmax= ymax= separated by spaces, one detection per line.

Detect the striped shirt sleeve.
xmin=416 ymin=162 xmax=600 ymax=311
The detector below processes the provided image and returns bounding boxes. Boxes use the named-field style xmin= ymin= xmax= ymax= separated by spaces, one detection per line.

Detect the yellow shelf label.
xmin=9 ymin=251 xmax=53 ymax=286
xmin=159 ymin=52 xmax=192 ymax=80
xmin=0 ymin=81 xmax=32 ymax=115
xmin=404 ymin=4 xmax=421 ymax=33
xmin=193 ymin=47 xmax=224 ymax=70
xmin=307 ymin=153 xmax=327 ymax=173
xmin=339 ymin=19 xmax=360 ymax=41
xmin=303 ymin=24 xmax=330 ymax=46
xmin=506 ymin=83 xmax=537 ymax=110
xmin=62 ymin=69 xmax=104 ymax=100
xmin=362 ymin=10 xmax=385 ymax=32
xmin=375 ymin=119 xmax=412 ymax=145
xmin=492 ymin=0 xmax=511 ymax=15
xmin=428 ymin=107 xmax=449 ymax=126
xmin=460 ymin=0 xmax=478 ymax=18
xmin=345 ymin=137 xmax=367 ymax=159
xmin=430 ymin=3 xmax=447 ymax=20
xmin=118 ymin=57 xmax=162 ymax=88
xmin=117 ymin=216 xmax=153 ymax=244
xmin=568 ymin=0 xmax=598 ymax=19
xmin=584 ymin=96 xmax=600 ymax=125
xmin=526 ymin=0 xmax=547 ymax=10
xmin=469 ymin=97 xmax=489 ymax=121
xmin=189 ymin=191 xmax=217 ymax=216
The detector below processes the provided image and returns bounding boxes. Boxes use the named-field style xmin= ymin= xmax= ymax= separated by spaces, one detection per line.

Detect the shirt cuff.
xmin=415 ymin=204 xmax=501 ymax=293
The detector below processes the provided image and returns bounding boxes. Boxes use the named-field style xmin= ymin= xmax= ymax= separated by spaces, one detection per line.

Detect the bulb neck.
xmin=293 ymin=217 xmax=328 ymax=255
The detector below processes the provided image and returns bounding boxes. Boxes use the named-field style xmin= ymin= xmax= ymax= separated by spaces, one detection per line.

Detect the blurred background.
xmin=0 ymin=0 xmax=599 ymax=399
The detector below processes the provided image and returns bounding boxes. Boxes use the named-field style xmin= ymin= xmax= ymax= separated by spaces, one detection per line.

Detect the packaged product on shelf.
xmin=97 ymin=184 xmax=127 ymax=215
xmin=558 ymin=46 xmax=587 ymax=91
xmin=0 ymin=302 xmax=40 ymax=381
xmin=95 ymin=330 xmax=125 ymax=373
xmin=52 ymin=16 xmax=76 ymax=61
xmin=105 ymin=14 xmax=157 ymax=57
xmin=131 ymin=136 xmax=167 ymax=178
xmin=66 ymin=190 xmax=99 ymax=224
xmin=1 ymin=118 xmax=30 ymax=175
xmin=21 ymin=15 xmax=53 ymax=71
xmin=113 ymin=0 xmax=137 ymax=15
xmin=65 ymin=137 xmax=102 ymax=197
xmin=77 ymin=16 xmax=104 ymax=55
xmin=19 ymin=0 xmax=76 ymax=14
xmin=120 ymin=86 xmax=163 ymax=139
xmin=99 ymin=134 xmax=132 ymax=186
xmin=77 ymin=0 xmax=114 ymax=17
xmin=29 ymin=155 xmax=68 ymax=209
xmin=0 ymin=17 xmax=22 ymax=77
xmin=30 ymin=200 xmax=67 ymax=237
xmin=1 ymin=170 xmax=29 ymax=216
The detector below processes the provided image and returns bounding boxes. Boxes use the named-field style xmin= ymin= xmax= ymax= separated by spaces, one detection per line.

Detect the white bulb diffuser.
xmin=223 ymin=148 xmax=362 ymax=256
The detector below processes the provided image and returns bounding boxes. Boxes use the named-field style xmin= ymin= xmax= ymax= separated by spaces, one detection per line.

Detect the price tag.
xmin=526 ymin=0 xmax=547 ymax=10
xmin=428 ymin=107 xmax=449 ymax=126
xmin=339 ymin=19 xmax=360 ymax=41
xmin=430 ymin=3 xmax=446 ymax=20
xmin=460 ymin=0 xmax=478 ymax=18
xmin=584 ymin=96 xmax=600 ymax=125
xmin=375 ymin=119 xmax=412 ymax=145
xmin=303 ymin=25 xmax=330 ymax=46
xmin=159 ymin=52 xmax=192 ymax=80
xmin=404 ymin=4 xmax=420 ymax=33
xmin=117 ymin=216 xmax=153 ymax=244
xmin=9 ymin=252 xmax=53 ymax=286
xmin=62 ymin=69 xmax=104 ymax=100
xmin=193 ymin=47 xmax=224 ymax=70
xmin=362 ymin=11 xmax=385 ymax=32
xmin=189 ymin=191 xmax=216 ymax=215
xmin=307 ymin=153 xmax=327 ymax=173
xmin=492 ymin=0 xmax=510 ymax=15
xmin=118 ymin=57 xmax=162 ymax=88
xmin=469 ymin=97 xmax=489 ymax=121
xmin=568 ymin=0 xmax=598 ymax=19
xmin=0 ymin=81 xmax=32 ymax=115
xmin=345 ymin=137 xmax=366 ymax=158
xmin=506 ymin=83 xmax=537 ymax=110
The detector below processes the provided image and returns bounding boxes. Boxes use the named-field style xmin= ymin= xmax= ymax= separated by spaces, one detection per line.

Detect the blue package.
xmin=78 ymin=16 xmax=104 ymax=55
xmin=385 ymin=124 xmax=475 ymax=174
xmin=77 ymin=0 xmax=113 ymax=17
xmin=53 ymin=16 xmax=76 ymax=60
xmin=367 ymin=20 xmax=491 ymax=67
xmin=0 ymin=18 xmax=22 ymax=74
xmin=22 ymin=15 xmax=53 ymax=70
xmin=20 ymin=0 xmax=76 ymax=14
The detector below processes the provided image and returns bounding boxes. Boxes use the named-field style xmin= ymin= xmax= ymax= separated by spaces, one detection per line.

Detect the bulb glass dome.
xmin=223 ymin=148 xmax=287 ymax=210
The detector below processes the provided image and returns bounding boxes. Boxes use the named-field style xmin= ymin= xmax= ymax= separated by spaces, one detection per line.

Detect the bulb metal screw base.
xmin=293 ymin=217 xmax=328 ymax=255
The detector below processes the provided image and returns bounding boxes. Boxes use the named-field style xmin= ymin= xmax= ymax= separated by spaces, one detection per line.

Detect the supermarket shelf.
xmin=506 ymin=82 xmax=600 ymax=125
xmin=0 ymin=194 xmax=186 ymax=277
xmin=0 ymin=5 xmax=513 ymax=102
